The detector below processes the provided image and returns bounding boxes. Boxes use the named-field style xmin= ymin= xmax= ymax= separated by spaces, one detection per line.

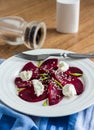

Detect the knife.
xmin=15 ymin=52 xmax=94 ymax=61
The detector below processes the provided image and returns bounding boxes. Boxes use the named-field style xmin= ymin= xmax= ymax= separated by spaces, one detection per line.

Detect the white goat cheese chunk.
xmin=62 ymin=84 xmax=77 ymax=97
xmin=32 ymin=79 xmax=44 ymax=97
xmin=58 ymin=61 xmax=69 ymax=72
xmin=19 ymin=70 xmax=32 ymax=81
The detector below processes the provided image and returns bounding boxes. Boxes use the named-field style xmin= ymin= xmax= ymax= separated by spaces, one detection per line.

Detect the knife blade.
xmin=15 ymin=52 xmax=94 ymax=61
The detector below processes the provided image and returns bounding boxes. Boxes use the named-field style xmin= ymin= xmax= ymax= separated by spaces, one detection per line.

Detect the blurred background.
xmin=0 ymin=0 xmax=94 ymax=59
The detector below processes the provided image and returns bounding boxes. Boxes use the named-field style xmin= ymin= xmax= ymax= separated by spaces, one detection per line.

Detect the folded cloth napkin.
xmin=0 ymin=59 xmax=94 ymax=130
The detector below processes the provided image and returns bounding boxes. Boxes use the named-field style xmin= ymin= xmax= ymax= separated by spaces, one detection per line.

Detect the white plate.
xmin=0 ymin=49 xmax=94 ymax=117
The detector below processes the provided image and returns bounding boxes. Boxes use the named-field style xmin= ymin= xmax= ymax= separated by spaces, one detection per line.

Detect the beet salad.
xmin=14 ymin=58 xmax=84 ymax=106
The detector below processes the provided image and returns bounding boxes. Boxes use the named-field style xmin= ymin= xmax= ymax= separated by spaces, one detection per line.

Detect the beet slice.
xmin=21 ymin=62 xmax=37 ymax=71
xmin=18 ymin=85 xmax=48 ymax=102
xmin=68 ymin=67 xmax=83 ymax=76
xmin=39 ymin=58 xmax=58 ymax=73
xmin=15 ymin=77 xmax=32 ymax=88
xmin=71 ymin=78 xmax=84 ymax=95
xmin=48 ymin=81 xmax=64 ymax=105
xmin=51 ymin=71 xmax=84 ymax=95
xmin=51 ymin=71 xmax=76 ymax=86
xmin=21 ymin=62 xmax=39 ymax=79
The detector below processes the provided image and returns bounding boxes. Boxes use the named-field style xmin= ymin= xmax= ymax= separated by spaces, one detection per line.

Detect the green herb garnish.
xmin=40 ymin=73 xmax=48 ymax=76
xmin=54 ymin=79 xmax=62 ymax=87
xmin=70 ymin=73 xmax=82 ymax=77
xmin=17 ymin=88 xmax=25 ymax=92
xmin=42 ymin=99 xmax=48 ymax=106
xmin=37 ymin=61 xmax=42 ymax=67
xmin=41 ymin=77 xmax=48 ymax=81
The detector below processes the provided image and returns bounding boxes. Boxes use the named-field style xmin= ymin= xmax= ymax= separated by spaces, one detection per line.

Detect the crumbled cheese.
xmin=19 ymin=70 xmax=32 ymax=81
xmin=58 ymin=61 xmax=69 ymax=72
xmin=32 ymin=79 xmax=44 ymax=97
xmin=62 ymin=84 xmax=77 ymax=97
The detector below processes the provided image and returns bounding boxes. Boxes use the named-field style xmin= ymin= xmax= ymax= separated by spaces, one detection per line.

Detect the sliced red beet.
xmin=68 ymin=67 xmax=83 ymax=76
xmin=18 ymin=86 xmax=48 ymax=102
xmin=71 ymin=78 xmax=84 ymax=95
xmin=48 ymin=81 xmax=64 ymax=105
xmin=15 ymin=77 xmax=32 ymax=88
xmin=21 ymin=62 xmax=37 ymax=71
xmin=39 ymin=58 xmax=58 ymax=73
xmin=31 ymin=68 xmax=40 ymax=79
xmin=21 ymin=62 xmax=39 ymax=79
xmin=51 ymin=71 xmax=84 ymax=95
xmin=51 ymin=71 xmax=77 ymax=86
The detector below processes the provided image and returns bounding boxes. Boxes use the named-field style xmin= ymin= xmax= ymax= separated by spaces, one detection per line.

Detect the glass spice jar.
xmin=0 ymin=16 xmax=46 ymax=49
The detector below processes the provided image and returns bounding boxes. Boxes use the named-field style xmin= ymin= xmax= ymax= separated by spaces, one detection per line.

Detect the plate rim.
xmin=0 ymin=48 xmax=94 ymax=117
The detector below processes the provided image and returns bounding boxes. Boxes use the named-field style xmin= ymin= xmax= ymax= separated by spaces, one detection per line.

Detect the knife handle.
xmin=66 ymin=53 xmax=94 ymax=58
